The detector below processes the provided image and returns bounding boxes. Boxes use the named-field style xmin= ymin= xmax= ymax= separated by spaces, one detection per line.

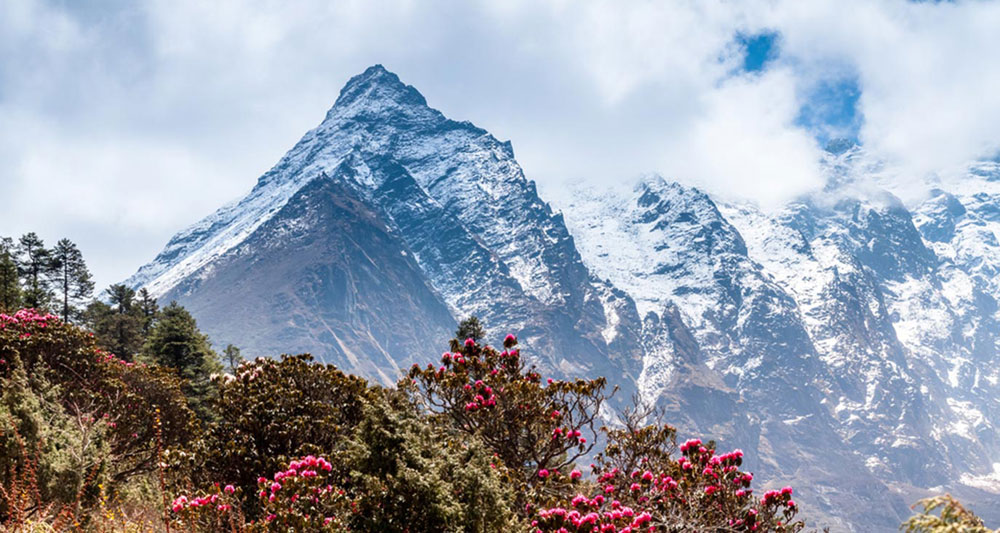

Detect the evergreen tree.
xmin=106 ymin=283 xmax=135 ymax=313
xmin=222 ymin=344 xmax=242 ymax=373
xmin=142 ymin=301 xmax=222 ymax=421
xmin=136 ymin=288 xmax=159 ymax=335
xmin=83 ymin=284 xmax=145 ymax=360
xmin=456 ymin=315 xmax=486 ymax=342
xmin=50 ymin=238 xmax=94 ymax=323
xmin=16 ymin=233 xmax=54 ymax=310
xmin=0 ymin=237 xmax=20 ymax=312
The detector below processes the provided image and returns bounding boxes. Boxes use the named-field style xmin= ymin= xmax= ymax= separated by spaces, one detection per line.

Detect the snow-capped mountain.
xmin=129 ymin=66 xmax=1000 ymax=531
xmin=127 ymin=65 xmax=641 ymax=388
xmin=558 ymin=147 xmax=1000 ymax=529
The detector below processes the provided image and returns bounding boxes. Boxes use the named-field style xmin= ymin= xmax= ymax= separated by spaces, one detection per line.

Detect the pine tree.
xmin=136 ymin=288 xmax=159 ymax=335
xmin=0 ymin=237 xmax=20 ymax=312
xmin=16 ymin=233 xmax=54 ymax=310
xmin=223 ymin=344 xmax=242 ymax=373
xmin=50 ymin=239 xmax=94 ymax=323
xmin=142 ymin=301 xmax=222 ymax=421
xmin=106 ymin=283 xmax=135 ymax=313
xmin=84 ymin=284 xmax=145 ymax=360
xmin=456 ymin=316 xmax=486 ymax=342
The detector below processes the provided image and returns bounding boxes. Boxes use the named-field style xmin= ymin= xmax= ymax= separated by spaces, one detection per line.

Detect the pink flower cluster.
xmin=171 ymin=456 xmax=343 ymax=529
xmin=551 ymin=427 xmax=586 ymax=445
xmin=170 ymin=487 xmax=234 ymax=513
xmin=0 ymin=309 xmax=57 ymax=330
xmin=463 ymin=378 xmax=497 ymax=412
xmin=534 ymin=435 xmax=801 ymax=532
xmin=258 ymin=455 xmax=333 ymax=502
xmin=533 ymin=497 xmax=653 ymax=532
xmin=96 ymin=349 xmax=138 ymax=367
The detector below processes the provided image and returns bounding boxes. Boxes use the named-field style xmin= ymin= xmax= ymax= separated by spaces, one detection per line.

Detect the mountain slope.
xmin=128 ymin=65 xmax=640 ymax=388
xmin=130 ymin=66 xmax=1000 ymax=530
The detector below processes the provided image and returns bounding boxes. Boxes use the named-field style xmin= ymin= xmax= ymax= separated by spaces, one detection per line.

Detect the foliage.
xmin=902 ymin=494 xmax=996 ymax=533
xmin=223 ymin=344 xmax=243 ymax=373
xmin=183 ymin=385 xmax=515 ymax=531
xmin=529 ymin=394 xmax=804 ymax=532
xmin=333 ymin=389 xmax=515 ymax=531
xmin=0 ymin=309 xmax=196 ymax=526
xmin=404 ymin=334 xmax=608 ymax=512
xmin=455 ymin=316 xmax=486 ymax=343
xmin=15 ymin=233 xmax=54 ymax=311
xmin=84 ymin=285 xmax=146 ymax=361
xmin=0 ymin=237 xmax=20 ymax=313
xmin=141 ymin=301 xmax=222 ymax=421
xmin=199 ymin=354 xmax=369 ymax=512
xmin=49 ymin=238 xmax=94 ymax=323
xmin=1 ymin=353 xmax=97 ymax=521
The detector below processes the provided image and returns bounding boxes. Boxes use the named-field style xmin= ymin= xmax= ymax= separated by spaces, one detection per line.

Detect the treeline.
xmin=1 ymin=233 xmax=94 ymax=321
xmin=1 ymin=233 xmax=230 ymax=421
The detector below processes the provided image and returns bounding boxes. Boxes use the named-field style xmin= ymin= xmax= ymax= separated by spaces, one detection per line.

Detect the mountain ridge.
xmin=128 ymin=65 xmax=1000 ymax=531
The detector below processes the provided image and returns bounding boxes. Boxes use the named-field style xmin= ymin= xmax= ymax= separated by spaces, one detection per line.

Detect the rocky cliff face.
xmin=130 ymin=66 xmax=1000 ymax=531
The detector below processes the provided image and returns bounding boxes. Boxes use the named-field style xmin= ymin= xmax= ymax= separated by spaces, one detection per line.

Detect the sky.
xmin=2 ymin=0 xmax=1000 ymax=289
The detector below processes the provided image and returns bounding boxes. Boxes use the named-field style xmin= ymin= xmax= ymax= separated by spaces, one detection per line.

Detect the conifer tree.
xmin=222 ymin=344 xmax=242 ymax=373
xmin=455 ymin=315 xmax=486 ymax=342
xmin=143 ymin=301 xmax=222 ymax=421
xmin=16 ymin=233 xmax=54 ymax=310
xmin=0 ymin=237 xmax=20 ymax=312
xmin=50 ymin=238 xmax=94 ymax=323
xmin=136 ymin=288 xmax=159 ymax=335
xmin=84 ymin=284 xmax=145 ymax=360
xmin=107 ymin=283 xmax=135 ymax=313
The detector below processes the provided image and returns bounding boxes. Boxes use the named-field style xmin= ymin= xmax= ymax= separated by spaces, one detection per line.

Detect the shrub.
xmin=175 ymin=405 xmax=516 ymax=532
xmin=403 ymin=334 xmax=609 ymax=513
xmin=902 ymin=494 xmax=995 ymax=533
xmin=199 ymin=354 xmax=370 ymax=515
xmin=333 ymin=390 xmax=515 ymax=531
xmin=196 ymin=354 xmax=515 ymax=529
xmin=0 ymin=309 xmax=195 ymax=526
xmin=528 ymin=397 xmax=804 ymax=532
xmin=535 ymin=442 xmax=801 ymax=532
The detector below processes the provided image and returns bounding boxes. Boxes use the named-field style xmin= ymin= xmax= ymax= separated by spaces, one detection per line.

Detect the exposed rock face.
xmin=130 ymin=66 xmax=1000 ymax=531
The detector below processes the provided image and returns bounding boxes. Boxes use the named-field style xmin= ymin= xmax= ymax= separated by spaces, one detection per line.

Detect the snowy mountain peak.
xmin=327 ymin=64 xmax=430 ymax=121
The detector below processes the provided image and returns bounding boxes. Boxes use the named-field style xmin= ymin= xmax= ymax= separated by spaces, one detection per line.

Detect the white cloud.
xmin=661 ymin=68 xmax=825 ymax=208
xmin=1 ymin=0 xmax=999 ymax=287
xmin=762 ymin=0 xmax=1000 ymax=177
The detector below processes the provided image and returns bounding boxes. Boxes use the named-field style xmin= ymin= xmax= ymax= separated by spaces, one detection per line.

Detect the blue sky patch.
xmin=796 ymin=75 xmax=862 ymax=146
xmin=737 ymin=31 xmax=780 ymax=73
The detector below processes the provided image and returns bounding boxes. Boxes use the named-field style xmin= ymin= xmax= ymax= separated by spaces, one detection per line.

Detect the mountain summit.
xmin=333 ymin=64 xmax=428 ymax=109
xmin=129 ymin=66 xmax=1000 ymax=530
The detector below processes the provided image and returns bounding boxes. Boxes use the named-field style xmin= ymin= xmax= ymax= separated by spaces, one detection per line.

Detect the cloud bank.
xmin=2 ymin=0 xmax=999 ymax=287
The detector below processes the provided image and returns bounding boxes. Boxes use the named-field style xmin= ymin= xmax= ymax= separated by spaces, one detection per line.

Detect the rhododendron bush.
xmin=405 ymin=336 xmax=804 ymax=532
xmin=198 ymin=354 xmax=369 ymax=508
xmin=531 ymin=400 xmax=804 ymax=533
xmin=1 ymin=309 xmax=195 ymax=524
xmin=171 ymin=455 xmax=349 ymax=531
xmin=403 ymin=335 xmax=607 ymax=506
xmin=532 ymin=441 xmax=801 ymax=532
